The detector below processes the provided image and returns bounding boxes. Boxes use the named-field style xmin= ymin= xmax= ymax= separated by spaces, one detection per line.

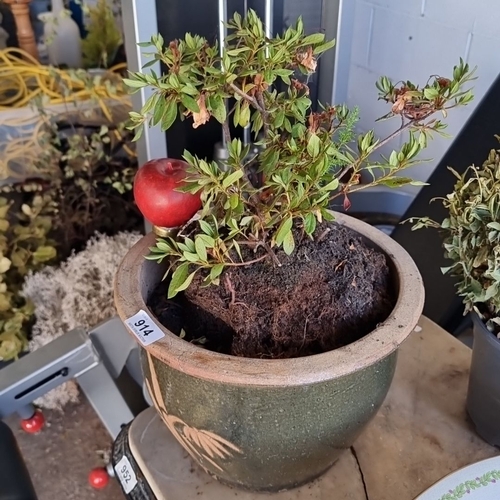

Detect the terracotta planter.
xmin=466 ymin=312 xmax=500 ymax=446
xmin=114 ymin=212 xmax=424 ymax=492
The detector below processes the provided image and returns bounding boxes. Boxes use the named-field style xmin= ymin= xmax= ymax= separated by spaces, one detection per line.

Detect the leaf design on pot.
xmin=145 ymin=351 xmax=242 ymax=472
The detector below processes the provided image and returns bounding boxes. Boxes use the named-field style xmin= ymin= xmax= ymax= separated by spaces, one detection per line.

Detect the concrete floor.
xmin=7 ymin=397 xmax=123 ymax=500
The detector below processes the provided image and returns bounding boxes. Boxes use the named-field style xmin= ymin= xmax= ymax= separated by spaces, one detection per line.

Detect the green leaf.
xmin=487 ymin=222 xmax=500 ymax=231
xmin=229 ymin=193 xmax=239 ymax=209
xmin=181 ymin=84 xmax=198 ymax=96
xmin=198 ymin=234 xmax=215 ymax=247
xmin=168 ymin=263 xmax=189 ymax=298
xmin=169 ymin=73 xmax=180 ymax=88
xmin=274 ymin=109 xmax=285 ymax=128
xmin=233 ymin=240 xmax=243 ymax=262
xmin=322 ymin=178 xmax=339 ymax=192
xmin=176 ymin=272 xmax=196 ymax=293
xmin=161 ymin=99 xmax=177 ymax=130
xmin=321 ymin=208 xmax=336 ymax=221
xmin=184 ymin=237 xmax=196 ymax=252
xmin=209 ymin=94 xmax=227 ymax=124
xmin=233 ymin=101 xmax=241 ymax=128
xmin=313 ymin=39 xmax=336 ymax=55
xmin=141 ymin=94 xmax=158 ymax=114
xmin=274 ymin=69 xmax=294 ymax=78
xmin=423 ymin=87 xmax=439 ymax=100
xmin=239 ymin=103 xmax=251 ymax=127
xmin=301 ymin=33 xmax=325 ymax=46
xmin=261 ymin=149 xmax=279 ymax=170
xmin=199 ymin=220 xmax=214 ymax=236
xmin=251 ymin=111 xmax=264 ymax=134
xmin=379 ymin=177 xmax=414 ymax=188
xmin=222 ymin=170 xmax=244 ymax=188
xmin=32 ymin=246 xmax=57 ymax=263
xmin=283 ymin=230 xmax=295 ymax=255
xmin=389 ymin=150 xmax=398 ymax=166
xmin=304 ymin=213 xmax=316 ymax=236
xmin=132 ymin=126 xmax=143 ymax=142
xmin=123 ymin=78 xmax=147 ymax=89
xmin=181 ymin=94 xmax=200 ymax=113
xmin=275 ymin=216 xmax=293 ymax=246
xmin=195 ymin=236 xmax=207 ymax=261
xmin=183 ymin=252 xmax=200 ymax=262
xmin=307 ymin=133 xmax=321 ymax=158
xmin=210 ymin=264 xmax=224 ymax=281
xmin=152 ymin=95 xmax=166 ymax=126
xmin=155 ymin=240 xmax=172 ymax=252
xmin=226 ymin=47 xmax=249 ymax=56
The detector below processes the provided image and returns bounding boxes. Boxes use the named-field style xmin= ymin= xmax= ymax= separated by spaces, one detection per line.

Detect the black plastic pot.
xmin=466 ymin=312 xmax=500 ymax=446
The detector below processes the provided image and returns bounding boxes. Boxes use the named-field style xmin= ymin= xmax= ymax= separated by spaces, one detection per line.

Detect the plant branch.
xmin=256 ymin=91 xmax=270 ymax=139
xmin=336 ymin=118 xmax=417 ymax=183
xmin=222 ymin=119 xmax=231 ymax=145
xmin=229 ymin=83 xmax=264 ymax=113
xmin=368 ymin=118 xmax=415 ymax=155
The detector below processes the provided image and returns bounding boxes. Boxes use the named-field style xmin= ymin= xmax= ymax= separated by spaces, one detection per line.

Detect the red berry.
xmin=88 ymin=468 xmax=109 ymax=489
xmin=20 ymin=409 xmax=45 ymax=434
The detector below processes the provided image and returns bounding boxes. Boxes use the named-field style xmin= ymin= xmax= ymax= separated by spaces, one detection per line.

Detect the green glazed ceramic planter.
xmin=114 ymin=212 xmax=424 ymax=492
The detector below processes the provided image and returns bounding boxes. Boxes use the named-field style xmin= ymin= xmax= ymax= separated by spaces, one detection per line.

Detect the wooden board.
xmin=128 ymin=316 xmax=498 ymax=499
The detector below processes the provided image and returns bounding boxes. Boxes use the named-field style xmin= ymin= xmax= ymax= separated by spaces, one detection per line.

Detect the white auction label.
xmin=114 ymin=455 xmax=137 ymax=494
xmin=125 ymin=309 xmax=165 ymax=346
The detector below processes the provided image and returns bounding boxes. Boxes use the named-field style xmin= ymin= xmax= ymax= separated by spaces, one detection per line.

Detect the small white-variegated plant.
xmin=411 ymin=142 xmax=500 ymax=334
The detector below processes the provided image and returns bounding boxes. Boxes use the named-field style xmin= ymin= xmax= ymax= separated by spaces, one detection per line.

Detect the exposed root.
xmin=224 ymin=274 xmax=248 ymax=308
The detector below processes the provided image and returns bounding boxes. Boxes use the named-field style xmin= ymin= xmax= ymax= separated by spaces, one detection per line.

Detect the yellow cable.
xmin=0 ymin=48 xmax=129 ymax=110
xmin=0 ymin=48 xmax=137 ymax=178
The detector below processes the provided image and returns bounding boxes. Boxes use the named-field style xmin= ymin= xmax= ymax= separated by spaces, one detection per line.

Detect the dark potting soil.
xmin=148 ymin=223 xmax=395 ymax=359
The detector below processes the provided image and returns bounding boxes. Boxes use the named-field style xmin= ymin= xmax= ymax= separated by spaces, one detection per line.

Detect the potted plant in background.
xmin=115 ymin=11 xmax=474 ymax=492
xmin=81 ymin=0 xmax=122 ymax=71
xmin=411 ymin=142 xmax=500 ymax=447
xmin=0 ymin=51 xmax=140 ymax=362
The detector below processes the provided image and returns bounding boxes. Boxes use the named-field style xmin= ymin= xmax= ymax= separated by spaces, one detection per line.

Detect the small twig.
xmin=225 ymin=254 xmax=268 ymax=267
xmin=335 ymin=259 xmax=346 ymax=272
xmin=300 ymin=316 xmax=310 ymax=353
xmin=317 ymin=227 xmax=331 ymax=242
xmin=229 ymin=83 xmax=264 ymax=113
xmin=262 ymin=241 xmax=282 ymax=267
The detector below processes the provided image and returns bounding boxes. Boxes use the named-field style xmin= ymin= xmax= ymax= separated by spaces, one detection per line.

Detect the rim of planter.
xmin=114 ymin=212 xmax=424 ymax=387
